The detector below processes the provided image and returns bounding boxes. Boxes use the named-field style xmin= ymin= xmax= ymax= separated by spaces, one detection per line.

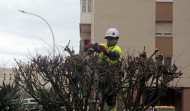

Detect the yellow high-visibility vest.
xmin=99 ymin=43 xmax=121 ymax=64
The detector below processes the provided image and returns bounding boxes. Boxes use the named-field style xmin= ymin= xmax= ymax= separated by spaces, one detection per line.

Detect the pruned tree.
xmin=13 ymin=45 xmax=182 ymax=111
xmin=116 ymin=49 xmax=182 ymax=111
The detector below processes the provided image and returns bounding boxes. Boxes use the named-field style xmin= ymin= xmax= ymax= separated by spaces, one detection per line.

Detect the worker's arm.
xmin=85 ymin=43 xmax=120 ymax=60
xmin=98 ymin=45 xmax=120 ymax=60
xmin=85 ymin=43 xmax=99 ymax=51
xmin=104 ymin=50 xmax=120 ymax=60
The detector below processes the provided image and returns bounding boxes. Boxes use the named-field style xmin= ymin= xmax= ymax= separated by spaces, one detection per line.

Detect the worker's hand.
xmin=98 ymin=45 xmax=107 ymax=52
xmin=85 ymin=43 xmax=93 ymax=48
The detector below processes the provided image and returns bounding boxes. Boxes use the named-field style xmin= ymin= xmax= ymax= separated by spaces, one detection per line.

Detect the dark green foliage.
xmin=0 ymin=81 xmax=21 ymax=111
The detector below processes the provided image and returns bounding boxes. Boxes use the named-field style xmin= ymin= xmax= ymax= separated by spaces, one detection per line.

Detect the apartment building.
xmin=80 ymin=0 xmax=190 ymax=111
xmin=0 ymin=68 xmax=14 ymax=86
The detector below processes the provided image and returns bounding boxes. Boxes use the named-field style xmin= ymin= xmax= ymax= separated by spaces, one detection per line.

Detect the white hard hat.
xmin=105 ymin=28 xmax=119 ymax=39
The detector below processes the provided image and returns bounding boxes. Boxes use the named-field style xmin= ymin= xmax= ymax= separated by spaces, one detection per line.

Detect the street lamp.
xmin=19 ymin=10 xmax=56 ymax=57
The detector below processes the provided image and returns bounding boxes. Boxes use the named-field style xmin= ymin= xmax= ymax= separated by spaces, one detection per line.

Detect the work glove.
xmin=85 ymin=43 xmax=93 ymax=48
xmin=85 ymin=43 xmax=101 ymax=52
xmin=98 ymin=45 xmax=107 ymax=52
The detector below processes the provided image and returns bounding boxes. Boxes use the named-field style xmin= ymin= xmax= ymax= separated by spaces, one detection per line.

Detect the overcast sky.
xmin=0 ymin=0 xmax=80 ymax=67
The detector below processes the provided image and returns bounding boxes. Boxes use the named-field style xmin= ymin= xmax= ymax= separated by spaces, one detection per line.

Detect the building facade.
xmin=80 ymin=0 xmax=190 ymax=111
xmin=0 ymin=68 xmax=14 ymax=86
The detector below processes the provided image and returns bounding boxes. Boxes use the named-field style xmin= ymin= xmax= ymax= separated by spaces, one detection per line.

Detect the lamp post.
xmin=19 ymin=10 xmax=55 ymax=57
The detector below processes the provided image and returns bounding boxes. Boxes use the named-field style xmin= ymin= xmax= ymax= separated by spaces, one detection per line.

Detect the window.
xmin=156 ymin=2 xmax=173 ymax=21
xmin=4 ymin=73 xmax=6 ymax=81
xmin=30 ymin=99 xmax=36 ymax=102
xmin=82 ymin=0 xmax=91 ymax=12
xmin=155 ymin=37 xmax=173 ymax=57
xmin=155 ymin=33 xmax=172 ymax=36
xmin=82 ymin=0 xmax=86 ymax=12
xmin=23 ymin=100 xmax=28 ymax=104
xmin=9 ymin=77 xmax=12 ymax=81
xmin=155 ymin=0 xmax=173 ymax=2
xmin=156 ymin=22 xmax=172 ymax=37
xmin=88 ymin=0 xmax=92 ymax=12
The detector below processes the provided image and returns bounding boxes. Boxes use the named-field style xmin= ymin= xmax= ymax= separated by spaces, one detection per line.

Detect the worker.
xmin=85 ymin=28 xmax=122 ymax=111
xmin=85 ymin=28 xmax=121 ymax=64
